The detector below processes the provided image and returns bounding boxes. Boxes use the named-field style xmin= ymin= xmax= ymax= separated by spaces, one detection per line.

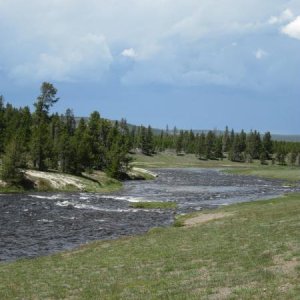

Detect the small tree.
xmin=176 ymin=131 xmax=183 ymax=155
xmin=1 ymin=137 xmax=24 ymax=183
xmin=262 ymin=132 xmax=273 ymax=159
xmin=259 ymin=151 xmax=268 ymax=165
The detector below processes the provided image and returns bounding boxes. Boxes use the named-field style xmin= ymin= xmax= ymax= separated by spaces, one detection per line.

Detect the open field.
xmin=1 ymin=194 xmax=299 ymax=299
xmin=225 ymin=165 xmax=300 ymax=182
xmin=131 ymin=152 xmax=255 ymax=169
xmin=132 ymin=152 xmax=300 ymax=183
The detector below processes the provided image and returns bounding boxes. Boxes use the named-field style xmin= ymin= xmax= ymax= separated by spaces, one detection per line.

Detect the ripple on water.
xmin=1 ymin=168 xmax=299 ymax=262
xmin=29 ymin=194 xmax=65 ymax=200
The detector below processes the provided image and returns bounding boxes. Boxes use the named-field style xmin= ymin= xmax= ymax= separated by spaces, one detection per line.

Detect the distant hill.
xmin=271 ymin=134 xmax=300 ymax=142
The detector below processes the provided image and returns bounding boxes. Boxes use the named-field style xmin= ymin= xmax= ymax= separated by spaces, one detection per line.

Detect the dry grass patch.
xmin=184 ymin=212 xmax=235 ymax=227
xmin=270 ymin=255 xmax=299 ymax=276
xmin=208 ymin=287 xmax=232 ymax=300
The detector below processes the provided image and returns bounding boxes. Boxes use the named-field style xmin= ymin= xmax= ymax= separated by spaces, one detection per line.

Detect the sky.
xmin=0 ymin=0 xmax=300 ymax=134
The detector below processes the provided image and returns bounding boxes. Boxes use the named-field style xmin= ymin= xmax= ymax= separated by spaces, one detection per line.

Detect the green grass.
xmin=131 ymin=152 xmax=255 ymax=169
xmin=80 ymin=171 xmax=122 ymax=193
xmin=225 ymin=165 xmax=300 ymax=182
xmin=130 ymin=201 xmax=177 ymax=209
xmin=1 ymin=194 xmax=300 ymax=299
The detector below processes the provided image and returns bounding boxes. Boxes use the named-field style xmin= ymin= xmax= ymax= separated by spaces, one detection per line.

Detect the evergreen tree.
xmin=229 ymin=134 xmax=244 ymax=162
xmin=139 ymin=125 xmax=154 ymax=155
xmin=0 ymin=96 xmax=5 ymax=154
xmin=0 ymin=137 xmax=24 ymax=183
xmin=31 ymin=82 xmax=58 ymax=170
xmin=222 ymin=126 xmax=230 ymax=153
xmin=88 ymin=111 xmax=102 ymax=169
xmin=259 ymin=151 xmax=268 ymax=165
xmin=276 ymin=146 xmax=287 ymax=165
xmin=186 ymin=130 xmax=195 ymax=153
xmin=73 ymin=118 xmax=92 ymax=173
xmin=205 ymin=131 xmax=216 ymax=159
xmin=176 ymin=131 xmax=184 ymax=155
xmin=196 ymin=133 xmax=206 ymax=159
xmin=215 ymin=136 xmax=223 ymax=159
xmin=146 ymin=126 xmax=154 ymax=154
xmin=262 ymin=132 xmax=273 ymax=159
xmin=239 ymin=130 xmax=247 ymax=153
xmin=246 ymin=130 xmax=261 ymax=160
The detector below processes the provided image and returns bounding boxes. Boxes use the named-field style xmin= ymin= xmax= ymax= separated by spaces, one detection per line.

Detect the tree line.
xmin=0 ymin=83 xmax=132 ymax=182
xmin=131 ymin=126 xmax=300 ymax=166
xmin=1 ymin=82 xmax=300 ymax=184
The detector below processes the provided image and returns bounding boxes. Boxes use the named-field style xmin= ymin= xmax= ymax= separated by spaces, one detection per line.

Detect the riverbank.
xmin=0 ymin=167 xmax=156 ymax=193
xmin=131 ymin=152 xmax=256 ymax=169
xmin=1 ymin=193 xmax=299 ymax=299
xmin=225 ymin=165 xmax=300 ymax=183
xmin=132 ymin=152 xmax=300 ymax=183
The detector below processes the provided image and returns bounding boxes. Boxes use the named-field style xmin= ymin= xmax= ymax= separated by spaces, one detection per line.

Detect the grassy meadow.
xmin=132 ymin=152 xmax=300 ymax=183
xmin=131 ymin=152 xmax=253 ymax=169
xmin=1 ymin=194 xmax=300 ymax=299
xmin=225 ymin=165 xmax=300 ymax=182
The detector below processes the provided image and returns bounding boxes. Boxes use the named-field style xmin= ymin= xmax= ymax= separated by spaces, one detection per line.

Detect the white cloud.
xmin=268 ymin=9 xmax=294 ymax=24
xmin=255 ymin=49 xmax=268 ymax=59
xmin=282 ymin=16 xmax=300 ymax=40
xmin=10 ymin=34 xmax=113 ymax=82
xmin=121 ymin=48 xmax=137 ymax=59
xmin=0 ymin=0 xmax=299 ymax=87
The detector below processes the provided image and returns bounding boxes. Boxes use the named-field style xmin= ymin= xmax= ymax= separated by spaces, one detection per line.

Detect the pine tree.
xmin=259 ymin=151 xmax=268 ymax=165
xmin=73 ymin=118 xmax=92 ymax=173
xmin=229 ymin=134 xmax=244 ymax=162
xmin=262 ymin=132 xmax=273 ymax=159
xmin=88 ymin=111 xmax=102 ymax=169
xmin=176 ymin=131 xmax=184 ymax=155
xmin=146 ymin=126 xmax=154 ymax=155
xmin=139 ymin=126 xmax=154 ymax=155
xmin=0 ymin=137 xmax=24 ymax=183
xmin=196 ymin=133 xmax=206 ymax=159
xmin=0 ymin=96 xmax=5 ymax=154
xmin=205 ymin=131 xmax=216 ymax=159
xmin=215 ymin=136 xmax=223 ymax=159
xmin=31 ymin=82 xmax=58 ymax=170
xmin=222 ymin=126 xmax=230 ymax=153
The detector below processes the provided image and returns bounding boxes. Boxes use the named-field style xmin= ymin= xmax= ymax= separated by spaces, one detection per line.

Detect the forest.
xmin=1 ymin=82 xmax=300 ymax=183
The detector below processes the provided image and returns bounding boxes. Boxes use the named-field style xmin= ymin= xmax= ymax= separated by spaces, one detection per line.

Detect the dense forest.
xmin=1 ymin=82 xmax=300 ymax=183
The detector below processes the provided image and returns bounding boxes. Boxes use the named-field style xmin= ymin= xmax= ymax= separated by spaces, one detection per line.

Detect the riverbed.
xmin=0 ymin=168 xmax=298 ymax=262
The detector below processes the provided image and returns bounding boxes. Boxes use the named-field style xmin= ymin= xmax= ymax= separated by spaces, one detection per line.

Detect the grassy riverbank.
xmin=129 ymin=201 xmax=177 ymax=209
xmin=131 ymin=152 xmax=255 ymax=169
xmin=132 ymin=152 xmax=300 ymax=183
xmin=1 ymin=194 xmax=299 ymax=299
xmin=225 ymin=165 xmax=300 ymax=182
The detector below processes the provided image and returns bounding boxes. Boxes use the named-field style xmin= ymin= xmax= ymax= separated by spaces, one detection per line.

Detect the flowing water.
xmin=0 ymin=168 xmax=298 ymax=262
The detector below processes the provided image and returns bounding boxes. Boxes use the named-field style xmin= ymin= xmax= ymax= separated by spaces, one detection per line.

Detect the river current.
xmin=0 ymin=168 xmax=298 ymax=262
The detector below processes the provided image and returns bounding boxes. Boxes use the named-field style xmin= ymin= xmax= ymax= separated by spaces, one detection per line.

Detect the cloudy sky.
xmin=1 ymin=0 xmax=300 ymax=133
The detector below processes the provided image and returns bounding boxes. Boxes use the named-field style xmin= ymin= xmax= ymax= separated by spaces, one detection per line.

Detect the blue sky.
xmin=0 ymin=0 xmax=300 ymax=133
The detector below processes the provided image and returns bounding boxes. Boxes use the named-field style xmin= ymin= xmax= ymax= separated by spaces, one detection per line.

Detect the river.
xmin=0 ymin=168 xmax=298 ymax=262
